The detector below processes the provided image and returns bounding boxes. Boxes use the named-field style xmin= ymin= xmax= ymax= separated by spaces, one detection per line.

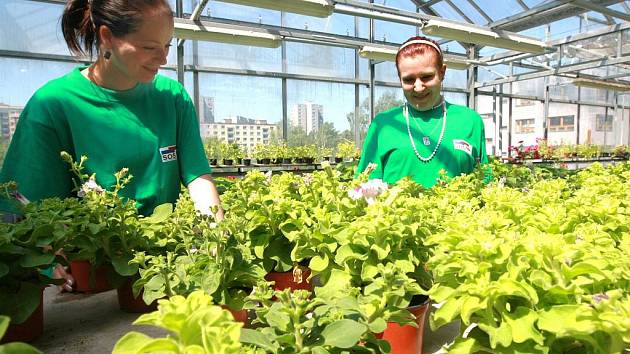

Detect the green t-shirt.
xmin=1 ymin=66 xmax=211 ymax=215
xmin=356 ymin=101 xmax=489 ymax=188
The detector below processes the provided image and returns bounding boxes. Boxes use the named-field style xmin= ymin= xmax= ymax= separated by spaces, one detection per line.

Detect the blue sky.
xmin=0 ymin=0 xmax=624 ymax=133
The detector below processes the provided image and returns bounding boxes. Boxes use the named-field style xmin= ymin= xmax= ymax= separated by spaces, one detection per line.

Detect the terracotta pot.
xmin=221 ymin=305 xmax=249 ymax=327
xmin=265 ymin=268 xmax=312 ymax=292
xmin=70 ymin=260 xmax=113 ymax=293
xmin=117 ymin=278 xmax=157 ymax=313
xmin=376 ymin=299 xmax=430 ymax=354
xmin=1 ymin=288 xmax=43 ymax=343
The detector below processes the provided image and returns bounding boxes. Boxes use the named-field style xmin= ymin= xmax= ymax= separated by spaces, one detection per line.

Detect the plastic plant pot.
xmin=264 ymin=267 xmax=312 ymax=292
xmin=376 ymin=298 xmax=430 ymax=354
xmin=1 ymin=288 xmax=44 ymax=343
xmin=70 ymin=260 xmax=113 ymax=294
xmin=221 ymin=305 xmax=249 ymax=327
xmin=117 ymin=278 xmax=157 ymax=313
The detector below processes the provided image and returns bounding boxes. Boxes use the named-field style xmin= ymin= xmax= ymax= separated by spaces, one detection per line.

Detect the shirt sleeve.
xmin=175 ymin=85 xmax=212 ymax=186
xmin=355 ymin=118 xmax=384 ymax=180
xmin=0 ymin=93 xmax=74 ymax=214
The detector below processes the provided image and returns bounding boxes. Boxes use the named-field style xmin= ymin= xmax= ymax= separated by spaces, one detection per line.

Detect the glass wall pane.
xmin=476 ymin=95 xmax=498 ymax=156
xmin=623 ymin=29 xmax=630 ymax=56
xmin=374 ymin=86 xmax=405 ymax=116
xmin=443 ymin=92 xmax=467 ymax=106
xmin=0 ymin=1 xmax=69 ymax=55
xmin=374 ymin=21 xmax=416 ymax=44
xmin=547 ymin=103 xmax=577 ymax=145
xmin=0 ymin=58 xmax=77 ymax=107
xmin=444 ymin=69 xmax=467 ymax=90
xmin=579 ymin=105 xmax=609 ymax=146
xmin=511 ymin=98 xmax=543 ymax=146
xmin=512 ymin=77 xmax=545 ymax=98
xmin=611 ymin=105 xmax=629 ymax=146
xmin=286 ymin=42 xmax=355 ymax=78
xmin=374 ymin=61 xmax=399 ymax=83
xmin=197 ymin=73 xmax=282 ymax=155
xmin=357 ymin=85 xmax=369 ymax=147
xmin=579 ymin=86 xmax=613 ymax=105
xmin=286 ymin=80 xmax=356 ymax=149
xmin=193 ymin=42 xmax=282 ymax=72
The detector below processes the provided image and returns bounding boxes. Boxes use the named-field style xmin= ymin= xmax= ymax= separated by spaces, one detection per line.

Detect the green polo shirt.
xmin=356 ymin=102 xmax=489 ymax=188
xmin=1 ymin=66 xmax=211 ymax=215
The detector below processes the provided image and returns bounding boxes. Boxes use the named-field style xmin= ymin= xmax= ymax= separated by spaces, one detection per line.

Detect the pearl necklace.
xmin=404 ymin=100 xmax=447 ymax=163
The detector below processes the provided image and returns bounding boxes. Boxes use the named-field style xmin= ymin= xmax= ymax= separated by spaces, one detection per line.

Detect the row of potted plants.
xmin=205 ymin=140 xmax=362 ymax=166
xmin=509 ymin=139 xmax=629 ymax=162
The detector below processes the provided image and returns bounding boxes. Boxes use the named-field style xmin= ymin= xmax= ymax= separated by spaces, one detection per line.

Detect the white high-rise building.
xmin=0 ymin=104 xmax=22 ymax=141
xmin=199 ymin=116 xmax=278 ymax=153
xmin=290 ymin=102 xmax=323 ymax=134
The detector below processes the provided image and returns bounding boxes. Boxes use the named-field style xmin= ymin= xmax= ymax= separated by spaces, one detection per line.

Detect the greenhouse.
xmin=0 ymin=0 xmax=629 ymax=353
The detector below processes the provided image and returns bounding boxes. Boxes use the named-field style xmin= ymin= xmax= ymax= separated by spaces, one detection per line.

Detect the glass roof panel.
xmin=472 ymin=0 xmax=524 ymax=23
xmin=448 ymin=0 xmax=492 ymax=24
xmin=373 ymin=0 xmax=416 ymax=12
xmin=429 ymin=1 xmax=470 ymax=23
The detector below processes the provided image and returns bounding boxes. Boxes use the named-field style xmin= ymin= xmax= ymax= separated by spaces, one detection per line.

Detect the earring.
xmin=103 ymin=51 xmax=111 ymax=60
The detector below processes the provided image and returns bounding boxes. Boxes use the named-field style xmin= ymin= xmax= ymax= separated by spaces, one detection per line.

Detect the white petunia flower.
xmin=78 ymin=177 xmax=104 ymax=198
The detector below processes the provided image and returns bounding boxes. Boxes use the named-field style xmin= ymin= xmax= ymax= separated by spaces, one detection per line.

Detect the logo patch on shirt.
xmin=159 ymin=145 xmax=178 ymax=162
xmin=453 ymin=139 xmax=472 ymax=156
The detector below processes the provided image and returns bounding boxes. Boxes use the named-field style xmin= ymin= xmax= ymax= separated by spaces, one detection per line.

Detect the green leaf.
xmin=111 ymin=256 xmax=138 ymax=277
xmin=321 ymin=319 xmax=366 ymax=348
xmin=537 ymin=305 xmax=597 ymax=336
xmin=0 ymin=282 xmax=41 ymax=324
xmin=368 ymin=317 xmax=387 ymax=334
xmin=309 ymin=254 xmax=329 ymax=272
xmin=146 ymin=203 xmax=173 ymax=223
xmin=239 ymin=328 xmax=277 ymax=352
xmin=0 ymin=263 xmax=9 ymax=279
xmin=112 ymin=332 xmax=153 ymax=354
xmin=460 ymin=296 xmax=485 ymax=325
xmin=315 ymin=269 xmax=351 ymax=299
xmin=19 ymin=250 xmax=55 ymax=268
xmin=0 ymin=316 xmax=9 ymax=338
xmin=0 ymin=342 xmax=43 ymax=354
xmin=503 ymin=307 xmax=544 ymax=345
xmin=265 ymin=303 xmax=291 ymax=332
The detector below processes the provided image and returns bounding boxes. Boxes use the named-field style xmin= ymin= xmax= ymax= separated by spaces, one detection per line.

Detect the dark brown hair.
xmin=61 ymin=0 xmax=172 ymax=57
xmin=395 ymin=36 xmax=444 ymax=75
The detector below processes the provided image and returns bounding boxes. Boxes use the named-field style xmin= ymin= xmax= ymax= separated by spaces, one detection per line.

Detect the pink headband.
xmin=398 ymin=39 xmax=443 ymax=58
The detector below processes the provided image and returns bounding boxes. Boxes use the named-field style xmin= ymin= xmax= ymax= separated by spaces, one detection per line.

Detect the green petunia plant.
xmin=112 ymin=290 xmax=262 ymax=354
xmin=426 ymin=162 xmax=630 ymax=353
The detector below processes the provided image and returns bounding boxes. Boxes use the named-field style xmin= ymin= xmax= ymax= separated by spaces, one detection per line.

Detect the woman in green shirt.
xmin=356 ymin=36 xmax=489 ymax=188
xmin=1 ymin=0 xmax=222 ymax=290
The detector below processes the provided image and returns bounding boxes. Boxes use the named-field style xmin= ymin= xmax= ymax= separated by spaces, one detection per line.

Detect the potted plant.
xmin=425 ymin=162 xmax=630 ymax=353
xmin=336 ymin=140 xmax=360 ymax=162
xmin=253 ymin=144 xmax=271 ymax=165
xmin=0 ymin=316 xmax=41 ymax=352
xmin=0 ymin=183 xmax=63 ymax=343
xmin=113 ymin=291 xmax=247 ymax=354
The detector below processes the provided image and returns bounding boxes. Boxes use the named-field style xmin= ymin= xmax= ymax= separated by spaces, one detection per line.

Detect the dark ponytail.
xmin=61 ymin=0 xmax=95 ymax=57
xmin=61 ymin=0 xmax=173 ymax=58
